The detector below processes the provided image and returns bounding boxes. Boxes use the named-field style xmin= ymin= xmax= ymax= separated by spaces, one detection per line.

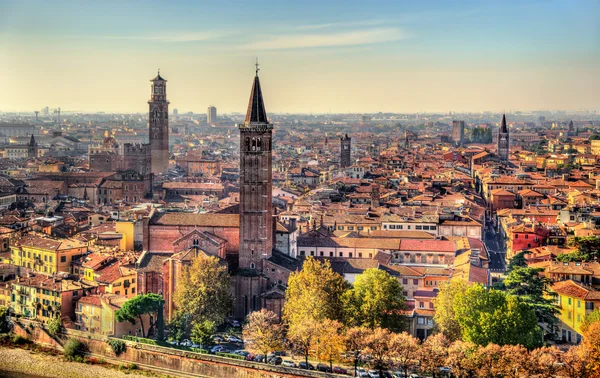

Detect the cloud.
xmin=80 ymin=32 xmax=221 ymax=43
xmin=243 ymin=27 xmax=408 ymax=50
xmin=295 ymin=19 xmax=389 ymax=31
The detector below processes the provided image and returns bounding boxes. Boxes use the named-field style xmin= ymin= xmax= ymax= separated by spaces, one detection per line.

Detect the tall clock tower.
xmin=497 ymin=114 xmax=509 ymax=162
xmin=238 ymin=65 xmax=273 ymax=273
xmin=149 ymin=71 xmax=169 ymax=175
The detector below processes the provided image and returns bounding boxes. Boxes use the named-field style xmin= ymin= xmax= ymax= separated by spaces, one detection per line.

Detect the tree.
xmin=345 ymin=327 xmax=368 ymax=377
xmin=47 ymin=316 xmax=62 ymax=337
xmin=287 ymin=317 xmax=319 ymax=367
xmin=445 ymin=341 xmax=478 ymax=378
xmin=581 ymin=309 xmax=600 ymax=334
xmin=283 ymin=257 xmax=349 ymax=327
xmin=191 ymin=319 xmax=216 ymax=346
xmin=506 ymin=251 xmax=527 ymax=272
xmin=503 ymin=266 xmax=558 ymax=337
xmin=389 ymin=332 xmax=420 ymax=378
xmin=454 ymin=284 xmax=541 ymax=349
xmin=242 ymin=309 xmax=284 ymax=361
xmin=527 ymin=346 xmax=562 ymax=378
xmin=419 ymin=333 xmax=450 ymax=378
xmin=167 ymin=311 xmax=190 ymax=343
xmin=173 ymin=255 xmax=232 ymax=331
xmin=342 ymin=268 xmax=406 ymax=331
xmin=63 ymin=338 xmax=88 ymax=361
xmin=499 ymin=344 xmax=530 ymax=378
xmin=115 ymin=293 xmax=165 ymax=339
xmin=0 ymin=307 xmax=10 ymax=333
xmin=582 ymin=322 xmax=600 ymax=377
xmin=565 ymin=236 xmax=600 ymax=261
xmin=559 ymin=346 xmax=590 ymax=378
xmin=432 ymin=280 xmax=468 ymax=341
xmin=313 ymin=319 xmax=345 ymax=372
xmin=473 ymin=343 xmax=504 ymax=378
xmin=363 ymin=328 xmax=393 ymax=376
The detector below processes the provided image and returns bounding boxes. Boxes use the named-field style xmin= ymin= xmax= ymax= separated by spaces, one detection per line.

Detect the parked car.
xmin=358 ymin=372 xmax=370 ymax=378
xmin=254 ymin=355 xmax=266 ymax=363
xmin=409 ymin=374 xmax=420 ymax=378
xmin=210 ymin=345 xmax=225 ymax=354
xmin=369 ymin=370 xmax=381 ymax=378
xmin=392 ymin=372 xmax=406 ymax=378
xmin=298 ymin=361 xmax=316 ymax=370
xmin=439 ymin=367 xmax=452 ymax=373
xmin=245 ymin=354 xmax=255 ymax=361
xmin=317 ymin=363 xmax=332 ymax=372
xmin=213 ymin=335 xmax=223 ymax=343
xmin=268 ymin=356 xmax=283 ymax=365
xmin=282 ymin=360 xmax=296 ymax=368
xmin=228 ymin=336 xmax=243 ymax=343
xmin=333 ymin=366 xmax=348 ymax=374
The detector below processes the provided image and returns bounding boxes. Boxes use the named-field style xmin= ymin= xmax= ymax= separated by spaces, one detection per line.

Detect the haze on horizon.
xmin=0 ymin=0 xmax=598 ymax=115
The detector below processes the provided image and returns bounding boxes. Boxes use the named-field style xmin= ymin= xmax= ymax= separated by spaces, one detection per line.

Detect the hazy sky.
xmin=0 ymin=0 xmax=598 ymax=114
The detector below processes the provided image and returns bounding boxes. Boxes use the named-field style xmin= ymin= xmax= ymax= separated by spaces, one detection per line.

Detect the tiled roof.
xmin=399 ymin=239 xmax=456 ymax=253
xmin=150 ymin=212 xmax=239 ymax=227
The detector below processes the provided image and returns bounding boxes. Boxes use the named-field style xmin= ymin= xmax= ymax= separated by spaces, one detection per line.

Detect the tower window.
xmin=250 ymin=262 xmax=255 ymax=269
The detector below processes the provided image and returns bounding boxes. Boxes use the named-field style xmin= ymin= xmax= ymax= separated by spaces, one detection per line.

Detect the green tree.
xmin=173 ymin=255 xmax=233 ymax=331
xmin=47 ymin=316 xmax=62 ymax=337
xmin=283 ymin=257 xmax=349 ymax=326
xmin=167 ymin=312 xmax=190 ymax=343
xmin=342 ymin=268 xmax=406 ymax=331
xmin=0 ymin=307 xmax=10 ymax=333
xmin=115 ymin=293 xmax=165 ymax=339
xmin=63 ymin=338 xmax=88 ymax=361
xmin=454 ymin=284 xmax=542 ymax=349
xmin=506 ymin=251 xmax=528 ymax=272
xmin=191 ymin=319 xmax=216 ymax=346
xmin=432 ymin=280 xmax=468 ymax=341
xmin=581 ymin=309 xmax=600 ymax=334
xmin=565 ymin=236 xmax=600 ymax=261
xmin=242 ymin=309 xmax=284 ymax=361
xmin=503 ymin=266 xmax=558 ymax=334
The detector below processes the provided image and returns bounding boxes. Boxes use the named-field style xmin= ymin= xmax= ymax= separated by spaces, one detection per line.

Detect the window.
xmin=413 ymin=279 xmax=418 ymax=285
xmin=348 ymin=253 xmax=353 ymax=258
xmin=310 ymin=251 xmax=314 ymax=256
xmin=300 ymin=250 xmax=305 ymax=256
xmin=60 ymin=256 xmax=66 ymax=263
xmin=319 ymin=251 xmax=323 ymax=257
xmin=525 ymin=234 xmax=529 ymax=239
xmin=568 ymin=298 xmax=572 ymax=305
xmin=339 ymin=252 xmax=343 ymax=257
xmin=419 ymin=302 xmax=424 ymax=308
xmin=578 ymin=300 xmax=581 ymax=308
xmin=416 ymin=225 xmax=422 ymax=230
xmin=429 ymin=302 xmax=434 ymax=309
xmin=417 ymin=317 xmax=425 ymax=325
xmin=250 ymin=262 xmax=255 ymax=269
xmin=358 ymin=253 xmax=362 ymax=258
xmin=403 ymin=278 xmax=408 ymax=285
xmin=329 ymin=252 xmax=333 ymax=257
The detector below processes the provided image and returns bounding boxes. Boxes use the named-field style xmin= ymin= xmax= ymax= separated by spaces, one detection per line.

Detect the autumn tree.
xmin=389 ymin=332 xmax=420 ymax=378
xmin=115 ymin=293 xmax=165 ymax=339
xmin=454 ymin=284 xmax=541 ymax=348
xmin=419 ymin=333 xmax=450 ymax=378
xmin=363 ymin=328 xmax=393 ymax=376
xmin=473 ymin=343 xmax=504 ymax=378
xmin=283 ymin=257 xmax=349 ymax=326
xmin=345 ymin=327 xmax=368 ymax=377
xmin=242 ymin=309 xmax=284 ymax=362
xmin=559 ymin=346 xmax=590 ymax=378
xmin=445 ymin=341 xmax=478 ymax=378
xmin=582 ymin=322 xmax=600 ymax=377
xmin=287 ymin=317 xmax=319 ymax=367
xmin=432 ymin=280 xmax=468 ymax=341
xmin=581 ymin=308 xmax=600 ymax=334
xmin=313 ymin=319 xmax=345 ymax=372
xmin=527 ymin=346 xmax=562 ymax=378
xmin=498 ymin=344 xmax=530 ymax=378
xmin=173 ymin=254 xmax=232 ymax=333
xmin=342 ymin=268 xmax=406 ymax=331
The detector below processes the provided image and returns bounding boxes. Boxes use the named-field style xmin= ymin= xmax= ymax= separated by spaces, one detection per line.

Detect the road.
xmin=485 ymin=226 xmax=506 ymax=273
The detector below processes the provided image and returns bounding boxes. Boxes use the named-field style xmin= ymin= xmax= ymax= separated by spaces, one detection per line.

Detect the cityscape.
xmin=0 ymin=1 xmax=599 ymax=378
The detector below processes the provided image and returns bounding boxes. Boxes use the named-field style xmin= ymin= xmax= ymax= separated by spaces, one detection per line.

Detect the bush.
xmin=11 ymin=334 xmax=28 ymax=345
xmin=215 ymin=352 xmax=246 ymax=360
xmin=63 ymin=338 xmax=88 ymax=361
xmin=190 ymin=347 xmax=209 ymax=354
xmin=0 ymin=307 xmax=9 ymax=333
xmin=128 ymin=363 xmax=138 ymax=370
xmin=47 ymin=317 xmax=62 ymax=337
xmin=108 ymin=338 xmax=127 ymax=356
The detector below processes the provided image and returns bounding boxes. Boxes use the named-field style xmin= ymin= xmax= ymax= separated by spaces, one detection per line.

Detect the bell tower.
xmin=497 ymin=114 xmax=509 ymax=162
xmin=238 ymin=63 xmax=273 ymax=273
xmin=149 ymin=71 xmax=169 ymax=175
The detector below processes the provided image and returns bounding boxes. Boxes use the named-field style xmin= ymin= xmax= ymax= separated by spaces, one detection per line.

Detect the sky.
xmin=0 ymin=0 xmax=598 ymax=114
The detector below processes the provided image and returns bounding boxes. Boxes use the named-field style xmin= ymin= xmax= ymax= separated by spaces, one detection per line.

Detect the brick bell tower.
xmin=149 ymin=71 xmax=169 ymax=175
xmin=238 ymin=62 xmax=273 ymax=273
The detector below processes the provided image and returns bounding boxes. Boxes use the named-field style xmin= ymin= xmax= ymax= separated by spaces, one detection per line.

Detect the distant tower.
xmin=207 ymin=106 xmax=217 ymax=123
xmin=238 ymin=64 xmax=273 ymax=272
xmin=173 ymin=108 xmax=178 ymax=116
xmin=340 ymin=134 xmax=351 ymax=168
xmin=54 ymin=107 xmax=61 ymax=126
xmin=404 ymin=129 xmax=409 ymax=148
xmin=567 ymin=120 xmax=576 ymax=137
xmin=34 ymin=111 xmax=39 ymax=121
xmin=452 ymin=120 xmax=465 ymax=146
xmin=497 ymin=114 xmax=509 ymax=162
xmin=28 ymin=134 xmax=37 ymax=158
xmin=148 ymin=71 xmax=169 ymax=175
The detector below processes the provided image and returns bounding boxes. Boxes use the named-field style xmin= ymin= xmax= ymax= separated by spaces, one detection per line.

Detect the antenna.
xmin=255 ymin=58 xmax=260 ymax=76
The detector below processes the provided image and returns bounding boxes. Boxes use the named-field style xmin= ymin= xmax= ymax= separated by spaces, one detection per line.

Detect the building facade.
xmin=207 ymin=106 xmax=217 ymax=124
xmin=452 ymin=120 xmax=465 ymax=146
xmin=340 ymin=134 xmax=352 ymax=168
xmin=148 ymin=72 xmax=169 ymax=175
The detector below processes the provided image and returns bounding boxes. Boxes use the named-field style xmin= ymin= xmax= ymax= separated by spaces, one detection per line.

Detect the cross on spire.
xmin=255 ymin=58 xmax=260 ymax=76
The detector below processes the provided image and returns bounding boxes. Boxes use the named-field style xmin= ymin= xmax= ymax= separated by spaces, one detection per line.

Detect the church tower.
xmin=238 ymin=64 xmax=273 ymax=272
xmin=148 ymin=72 xmax=169 ymax=175
xmin=497 ymin=114 xmax=509 ymax=162
xmin=340 ymin=134 xmax=351 ymax=168
xmin=28 ymin=134 xmax=37 ymax=158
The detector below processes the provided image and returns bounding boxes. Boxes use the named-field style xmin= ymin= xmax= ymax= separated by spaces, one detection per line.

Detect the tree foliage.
xmin=63 ymin=338 xmax=88 ymax=361
xmin=191 ymin=319 xmax=216 ymax=346
xmin=454 ymin=284 xmax=542 ymax=349
xmin=115 ymin=293 xmax=165 ymax=339
xmin=242 ymin=309 xmax=284 ymax=360
xmin=108 ymin=338 xmax=127 ymax=356
xmin=582 ymin=322 xmax=600 ymax=377
xmin=342 ymin=268 xmax=406 ymax=331
xmin=389 ymin=332 xmax=420 ymax=377
xmin=47 ymin=316 xmax=62 ymax=337
xmin=432 ymin=280 xmax=468 ymax=341
xmin=283 ymin=257 xmax=349 ymax=327
xmin=502 ymin=266 xmax=558 ymax=335
xmin=313 ymin=319 xmax=345 ymax=372
xmin=470 ymin=127 xmax=493 ymax=144
xmin=173 ymin=255 xmax=232 ymax=330
xmin=581 ymin=309 xmax=600 ymax=334
xmin=557 ymin=236 xmax=600 ymax=262
xmin=0 ymin=307 xmax=10 ymax=333
xmin=419 ymin=333 xmax=450 ymax=378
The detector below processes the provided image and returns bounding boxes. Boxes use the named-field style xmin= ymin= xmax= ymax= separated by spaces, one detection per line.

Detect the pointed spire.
xmin=500 ymin=114 xmax=508 ymax=133
xmin=245 ymin=61 xmax=268 ymax=124
xmin=152 ymin=69 xmax=166 ymax=81
xmin=29 ymin=134 xmax=35 ymax=146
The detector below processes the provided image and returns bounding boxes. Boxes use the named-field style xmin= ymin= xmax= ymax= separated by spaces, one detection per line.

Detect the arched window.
xmin=252 ymin=295 xmax=258 ymax=311
xmin=250 ymin=262 xmax=255 ymax=269
xmin=193 ymin=239 xmax=199 ymax=247
xmin=252 ymin=138 xmax=256 ymax=151
xmin=257 ymin=138 xmax=262 ymax=151
xmin=245 ymin=137 xmax=250 ymax=151
xmin=243 ymin=295 xmax=248 ymax=315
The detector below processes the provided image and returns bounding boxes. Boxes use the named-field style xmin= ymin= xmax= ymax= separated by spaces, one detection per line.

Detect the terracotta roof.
xmin=150 ymin=212 xmax=239 ymax=227
xmin=551 ymin=280 xmax=600 ymax=301
xmin=399 ymin=239 xmax=456 ymax=253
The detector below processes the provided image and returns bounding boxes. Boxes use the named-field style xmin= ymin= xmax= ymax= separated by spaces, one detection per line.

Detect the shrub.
xmin=47 ymin=317 xmax=62 ymax=337
xmin=11 ymin=334 xmax=28 ymax=345
xmin=108 ymin=338 xmax=127 ymax=356
xmin=128 ymin=363 xmax=138 ymax=370
xmin=215 ymin=352 xmax=246 ymax=360
xmin=0 ymin=307 xmax=9 ymax=333
xmin=190 ymin=347 xmax=209 ymax=354
xmin=63 ymin=338 xmax=88 ymax=361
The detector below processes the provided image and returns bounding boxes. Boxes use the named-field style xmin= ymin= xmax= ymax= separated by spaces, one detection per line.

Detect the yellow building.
xmin=550 ymin=279 xmax=600 ymax=344
xmin=75 ymin=293 xmax=149 ymax=336
xmin=115 ymin=220 xmax=135 ymax=251
xmin=10 ymin=234 xmax=88 ymax=274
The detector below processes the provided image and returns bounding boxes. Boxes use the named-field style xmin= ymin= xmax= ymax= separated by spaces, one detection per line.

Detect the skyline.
xmin=0 ymin=0 xmax=599 ymax=114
